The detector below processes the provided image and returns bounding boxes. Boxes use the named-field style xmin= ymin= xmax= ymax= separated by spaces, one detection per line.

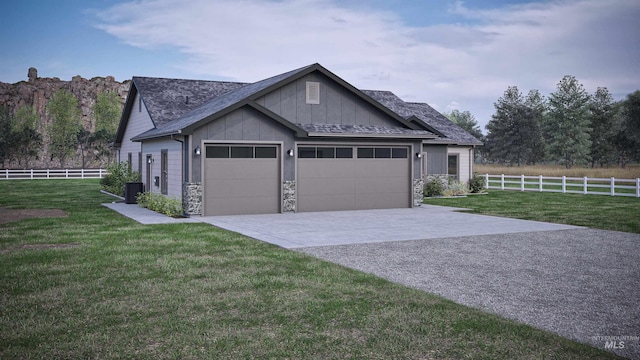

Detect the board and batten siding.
xmin=422 ymin=145 xmax=448 ymax=175
xmin=190 ymin=106 xmax=294 ymax=183
xmin=141 ymin=139 xmax=183 ymax=199
xmin=255 ymin=73 xmax=397 ymax=128
xmin=448 ymin=146 xmax=473 ymax=184
xmin=119 ymin=92 xmax=154 ymax=174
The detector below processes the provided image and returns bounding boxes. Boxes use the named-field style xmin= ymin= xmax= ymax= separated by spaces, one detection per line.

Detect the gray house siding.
xmin=422 ymin=144 xmax=448 ymax=174
xmin=255 ymin=73 xmax=397 ymax=128
xmin=141 ymin=138 xmax=183 ymax=199
xmin=190 ymin=106 xmax=295 ymax=183
xmin=119 ymin=92 xmax=153 ymax=172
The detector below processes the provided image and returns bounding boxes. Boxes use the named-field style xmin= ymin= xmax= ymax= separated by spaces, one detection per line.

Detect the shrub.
xmin=468 ymin=174 xmax=486 ymax=194
xmin=100 ymin=161 xmax=141 ymax=196
xmin=137 ymin=191 xmax=183 ymax=217
xmin=424 ymin=179 xmax=444 ymax=197
xmin=444 ymin=180 xmax=468 ymax=197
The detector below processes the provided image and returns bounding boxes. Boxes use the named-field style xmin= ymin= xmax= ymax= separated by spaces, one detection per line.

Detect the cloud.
xmin=96 ymin=0 xmax=640 ymax=130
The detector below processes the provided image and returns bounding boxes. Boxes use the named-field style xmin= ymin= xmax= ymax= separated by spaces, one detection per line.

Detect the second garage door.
xmin=203 ymin=144 xmax=280 ymax=216
xmin=297 ymin=145 xmax=411 ymax=212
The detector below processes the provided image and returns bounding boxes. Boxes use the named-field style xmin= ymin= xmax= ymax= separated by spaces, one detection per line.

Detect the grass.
xmin=0 ymin=180 xmax=622 ymax=359
xmin=425 ymin=191 xmax=640 ymax=234
xmin=475 ymin=163 xmax=640 ymax=179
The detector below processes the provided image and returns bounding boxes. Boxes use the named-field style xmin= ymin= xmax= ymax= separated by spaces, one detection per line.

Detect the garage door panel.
xmin=205 ymin=178 xmax=279 ymax=198
xmin=297 ymin=194 xmax=357 ymax=213
xmin=203 ymin=144 xmax=280 ymax=216
xmin=297 ymin=145 xmax=411 ymax=212
xmin=298 ymin=160 xmax=355 ymax=179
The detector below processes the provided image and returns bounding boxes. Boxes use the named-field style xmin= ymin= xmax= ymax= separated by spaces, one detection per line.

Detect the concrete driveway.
xmin=200 ymin=205 xmax=579 ymax=248
xmin=201 ymin=206 xmax=640 ymax=358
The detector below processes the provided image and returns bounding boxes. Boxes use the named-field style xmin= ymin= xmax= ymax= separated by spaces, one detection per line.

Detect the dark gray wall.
xmin=255 ymin=73 xmax=398 ymax=127
xmin=191 ymin=106 xmax=295 ymax=182
xmin=423 ymin=144 xmax=448 ymax=174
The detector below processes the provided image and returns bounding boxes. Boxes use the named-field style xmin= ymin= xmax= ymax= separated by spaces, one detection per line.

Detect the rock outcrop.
xmin=0 ymin=68 xmax=131 ymax=168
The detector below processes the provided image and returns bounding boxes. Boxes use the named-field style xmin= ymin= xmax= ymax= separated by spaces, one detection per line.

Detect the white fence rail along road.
xmin=484 ymin=174 xmax=640 ymax=198
xmin=0 ymin=169 xmax=108 ymax=180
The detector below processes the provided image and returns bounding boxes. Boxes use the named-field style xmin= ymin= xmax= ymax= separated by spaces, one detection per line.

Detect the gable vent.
xmin=306 ymin=81 xmax=320 ymax=104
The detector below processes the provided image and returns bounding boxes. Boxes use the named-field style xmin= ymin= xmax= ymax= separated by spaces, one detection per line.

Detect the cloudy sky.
xmin=2 ymin=0 xmax=638 ymax=132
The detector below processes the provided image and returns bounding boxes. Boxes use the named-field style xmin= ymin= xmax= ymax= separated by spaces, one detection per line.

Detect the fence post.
xmin=65 ymin=169 xmax=69 ymax=178
xmin=561 ymin=176 xmax=565 ymax=193
xmin=521 ymin=174 xmax=525 ymax=191
xmin=81 ymin=168 xmax=84 ymax=179
xmin=31 ymin=169 xmax=34 ymax=180
xmin=501 ymin=174 xmax=505 ymax=190
xmin=485 ymin=174 xmax=489 ymax=189
xmin=539 ymin=175 xmax=543 ymax=192
xmin=636 ymin=178 xmax=640 ymax=198
xmin=583 ymin=176 xmax=588 ymax=194
xmin=611 ymin=177 xmax=615 ymax=196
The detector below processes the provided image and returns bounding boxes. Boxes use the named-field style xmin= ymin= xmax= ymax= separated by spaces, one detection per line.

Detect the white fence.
xmin=484 ymin=174 xmax=640 ymax=198
xmin=0 ymin=168 xmax=108 ymax=180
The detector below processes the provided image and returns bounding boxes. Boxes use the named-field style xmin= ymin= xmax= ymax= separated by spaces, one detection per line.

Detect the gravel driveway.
xmin=297 ymin=228 xmax=640 ymax=359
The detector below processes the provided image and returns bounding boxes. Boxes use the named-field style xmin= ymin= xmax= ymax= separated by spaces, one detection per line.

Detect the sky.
xmin=1 ymin=0 xmax=639 ymax=132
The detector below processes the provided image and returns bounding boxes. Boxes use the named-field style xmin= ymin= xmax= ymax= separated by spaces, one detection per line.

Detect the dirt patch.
xmin=0 ymin=207 xmax=68 ymax=224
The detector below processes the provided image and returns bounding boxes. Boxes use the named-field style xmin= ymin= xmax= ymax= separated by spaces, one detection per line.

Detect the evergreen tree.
xmin=588 ymin=87 xmax=617 ymax=167
xmin=546 ymin=75 xmax=592 ymax=168
xmin=485 ymin=86 xmax=545 ymax=166
xmin=445 ymin=109 xmax=484 ymax=141
xmin=614 ymin=90 xmax=640 ymax=166
xmin=47 ymin=89 xmax=82 ymax=168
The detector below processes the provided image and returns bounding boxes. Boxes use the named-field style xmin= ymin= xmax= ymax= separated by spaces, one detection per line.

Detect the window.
xmin=392 ymin=148 xmax=408 ymax=159
xmin=336 ymin=147 xmax=353 ymax=158
xmin=127 ymin=152 xmax=132 ymax=172
xmin=205 ymin=145 xmax=277 ymax=159
xmin=375 ymin=148 xmax=391 ymax=158
xmin=206 ymin=146 xmax=229 ymax=158
xmin=306 ymin=82 xmax=320 ymax=104
xmin=448 ymin=154 xmax=459 ymax=180
xmin=231 ymin=146 xmax=253 ymax=158
xmin=317 ymin=147 xmax=335 ymax=158
xmin=161 ymin=150 xmax=168 ymax=195
xmin=298 ymin=147 xmax=316 ymax=158
xmin=357 ymin=147 xmax=374 ymax=158
xmin=255 ymin=146 xmax=277 ymax=158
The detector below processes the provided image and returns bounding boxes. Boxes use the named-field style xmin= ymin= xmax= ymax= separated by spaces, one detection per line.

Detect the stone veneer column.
xmin=413 ymin=178 xmax=424 ymax=207
xmin=183 ymin=182 xmax=202 ymax=215
xmin=283 ymin=180 xmax=296 ymax=212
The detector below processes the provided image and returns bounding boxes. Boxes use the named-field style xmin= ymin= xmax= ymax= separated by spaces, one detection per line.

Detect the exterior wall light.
xmin=287 ymin=149 xmax=295 ymax=157
xmin=147 ymin=157 xmax=153 ymax=164
xmin=416 ymin=152 xmax=423 ymax=158
xmin=194 ymin=146 xmax=201 ymax=156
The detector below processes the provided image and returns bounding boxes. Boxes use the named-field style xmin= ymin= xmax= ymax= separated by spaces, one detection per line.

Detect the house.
xmin=114 ymin=63 xmax=482 ymax=216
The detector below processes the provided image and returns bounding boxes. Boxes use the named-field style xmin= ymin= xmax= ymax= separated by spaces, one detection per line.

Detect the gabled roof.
xmin=117 ymin=63 xmax=479 ymax=145
xmin=362 ymin=90 xmax=483 ymax=146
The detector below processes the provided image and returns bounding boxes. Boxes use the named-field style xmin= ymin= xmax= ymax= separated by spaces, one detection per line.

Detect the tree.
xmin=47 ymin=89 xmax=82 ymax=168
xmin=587 ymin=87 xmax=617 ymax=167
xmin=485 ymin=86 xmax=545 ymax=166
xmin=445 ymin=110 xmax=484 ymax=141
xmin=92 ymin=91 xmax=122 ymax=165
xmin=546 ymin=75 xmax=591 ymax=168
xmin=614 ymin=90 xmax=640 ymax=167
xmin=523 ymin=89 xmax=546 ymax=163
xmin=13 ymin=105 xmax=43 ymax=168
xmin=0 ymin=106 xmax=14 ymax=168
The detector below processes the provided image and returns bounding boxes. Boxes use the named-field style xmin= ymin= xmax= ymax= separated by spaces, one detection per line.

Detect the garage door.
xmin=297 ymin=146 xmax=411 ymax=212
xmin=203 ymin=144 xmax=280 ymax=216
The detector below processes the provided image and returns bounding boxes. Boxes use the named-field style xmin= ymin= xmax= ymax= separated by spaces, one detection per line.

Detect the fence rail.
xmin=0 ymin=168 xmax=108 ymax=180
xmin=484 ymin=174 xmax=640 ymax=198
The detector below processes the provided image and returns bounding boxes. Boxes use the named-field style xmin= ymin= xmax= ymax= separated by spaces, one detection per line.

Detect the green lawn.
xmin=0 ymin=180 xmax=621 ymax=359
xmin=424 ymin=191 xmax=640 ymax=234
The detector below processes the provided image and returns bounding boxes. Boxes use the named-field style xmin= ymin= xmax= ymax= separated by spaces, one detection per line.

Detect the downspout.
xmin=469 ymin=146 xmax=474 ymax=181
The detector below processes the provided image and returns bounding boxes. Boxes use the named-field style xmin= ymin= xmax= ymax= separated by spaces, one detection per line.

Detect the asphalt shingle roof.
xmin=362 ymin=90 xmax=483 ymax=145
xmin=127 ymin=65 xmax=480 ymax=145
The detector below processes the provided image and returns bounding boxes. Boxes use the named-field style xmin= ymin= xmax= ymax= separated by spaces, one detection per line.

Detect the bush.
xmin=137 ymin=192 xmax=183 ymax=217
xmin=444 ymin=180 xmax=468 ymax=197
xmin=100 ymin=161 xmax=141 ymax=196
xmin=468 ymin=174 xmax=486 ymax=194
xmin=424 ymin=179 xmax=444 ymax=197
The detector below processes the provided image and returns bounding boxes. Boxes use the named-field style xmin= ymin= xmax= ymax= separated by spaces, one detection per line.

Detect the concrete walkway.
xmin=102 ymin=202 xmax=639 ymax=358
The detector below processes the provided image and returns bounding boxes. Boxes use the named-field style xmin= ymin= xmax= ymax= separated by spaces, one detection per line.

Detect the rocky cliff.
xmin=0 ymin=68 xmax=131 ymax=168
